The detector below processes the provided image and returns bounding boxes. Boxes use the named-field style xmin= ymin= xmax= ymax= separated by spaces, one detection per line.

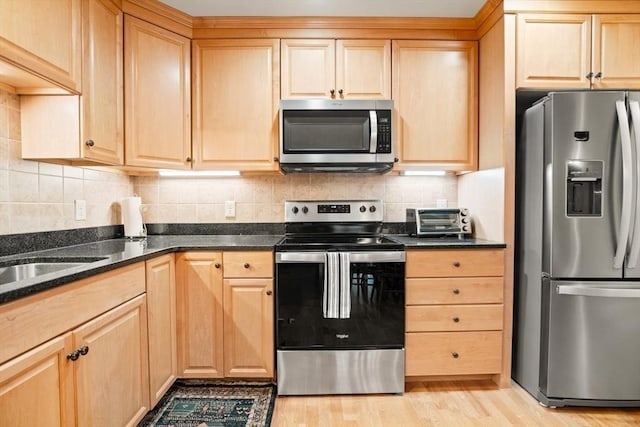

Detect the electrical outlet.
xmin=75 ymin=199 xmax=87 ymax=220
xmin=436 ymin=199 xmax=448 ymax=208
xmin=225 ymin=201 xmax=236 ymax=218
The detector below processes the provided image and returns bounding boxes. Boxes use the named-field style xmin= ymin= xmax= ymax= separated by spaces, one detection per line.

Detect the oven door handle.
xmin=276 ymin=252 xmax=327 ymax=263
xmin=348 ymin=251 xmax=406 ymax=263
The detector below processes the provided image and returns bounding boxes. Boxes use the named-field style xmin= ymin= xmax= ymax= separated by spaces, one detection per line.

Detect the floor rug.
xmin=138 ymin=380 xmax=276 ymax=427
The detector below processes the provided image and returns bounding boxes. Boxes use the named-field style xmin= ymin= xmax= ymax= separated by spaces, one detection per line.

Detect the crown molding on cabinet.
xmin=504 ymin=1 xmax=640 ymax=14
xmin=122 ymin=0 xmax=193 ymax=37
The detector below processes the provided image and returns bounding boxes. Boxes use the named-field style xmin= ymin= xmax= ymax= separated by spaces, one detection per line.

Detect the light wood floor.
xmin=271 ymin=381 xmax=640 ymax=426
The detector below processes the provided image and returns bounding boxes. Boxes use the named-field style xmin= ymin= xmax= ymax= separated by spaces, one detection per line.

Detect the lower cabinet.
xmin=0 ymin=293 xmax=149 ymax=427
xmin=176 ymin=251 xmax=274 ymax=379
xmin=405 ymin=249 xmax=505 ymax=378
xmin=146 ymin=254 xmax=178 ymax=407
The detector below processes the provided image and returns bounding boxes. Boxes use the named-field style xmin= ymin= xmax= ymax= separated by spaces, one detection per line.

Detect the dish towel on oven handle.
xmin=323 ymin=252 xmax=352 ymax=319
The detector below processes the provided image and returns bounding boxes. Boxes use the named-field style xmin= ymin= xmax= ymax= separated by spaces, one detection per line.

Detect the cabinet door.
xmin=593 ymin=15 xmax=640 ymax=89
xmin=281 ymin=39 xmax=335 ymax=98
xmin=73 ymin=295 xmax=150 ymax=427
xmin=336 ymin=39 xmax=391 ymax=99
xmin=192 ymin=39 xmax=280 ymax=171
xmin=146 ymin=254 xmax=177 ymax=407
xmin=124 ymin=15 xmax=191 ymax=168
xmin=223 ymin=278 xmax=274 ymax=378
xmin=80 ymin=0 xmax=123 ymax=164
xmin=176 ymin=252 xmax=224 ymax=377
xmin=0 ymin=335 xmax=74 ymax=427
xmin=516 ymin=14 xmax=592 ymax=89
xmin=393 ymin=40 xmax=478 ymax=171
xmin=0 ymin=0 xmax=81 ymax=93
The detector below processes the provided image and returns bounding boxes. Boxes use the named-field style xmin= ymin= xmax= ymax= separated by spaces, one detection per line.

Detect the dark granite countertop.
xmin=390 ymin=234 xmax=507 ymax=249
xmin=0 ymin=232 xmax=505 ymax=305
xmin=0 ymin=235 xmax=283 ymax=305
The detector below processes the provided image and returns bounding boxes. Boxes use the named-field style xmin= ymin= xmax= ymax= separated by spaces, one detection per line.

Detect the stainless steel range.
xmin=275 ymin=200 xmax=405 ymax=395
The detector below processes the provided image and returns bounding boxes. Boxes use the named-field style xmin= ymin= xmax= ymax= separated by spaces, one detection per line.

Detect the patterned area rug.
xmin=138 ymin=380 xmax=276 ymax=427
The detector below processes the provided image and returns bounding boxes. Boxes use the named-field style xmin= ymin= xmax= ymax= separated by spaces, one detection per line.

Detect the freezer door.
xmin=542 ymin=280 xmax=640 ymax=400
xmin=546 ymin=91 xmax=626 ymax=278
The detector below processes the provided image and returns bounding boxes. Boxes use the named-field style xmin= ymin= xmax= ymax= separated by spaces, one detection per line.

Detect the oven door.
xmin=275 ymin=251 xmax=405 ymax=350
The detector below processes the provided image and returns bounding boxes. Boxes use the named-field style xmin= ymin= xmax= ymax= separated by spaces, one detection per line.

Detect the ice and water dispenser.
xmin=566 ymin=160 xmax=603 ymax=217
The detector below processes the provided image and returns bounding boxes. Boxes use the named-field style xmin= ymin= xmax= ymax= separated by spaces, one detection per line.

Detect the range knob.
xmin=360 ymin=205 xmax=367 ymax=213
xmin=369 ymin=206 xmax=377 ymax=213
xmin=302 ymin=206 xmax=309 ymax=214
xmin=292 ymin=206 xmax=299 ymax=214
xmin=462 ymin=225 xmax=470 ymax=232
xmin=461 ymin=217 xmax=469 ymax=224
xmin=459 ymin=208 xmax=469 ymax=216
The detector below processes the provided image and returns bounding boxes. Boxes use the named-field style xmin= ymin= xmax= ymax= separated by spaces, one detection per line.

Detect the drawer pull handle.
xmin=214 ymin=263 xmax=221 ymax=269
xmin=452 ymin=316 xmax=460 ymax=323
xmin=244 ymin=263 xmax=250 ymax=269
xmin=67 ymin=350 xmax=80 ymax=361
xmin=453 ymin=261 xmax=461 ymax=267
xmin=452 ymin=288 xmax=460 ymax=295
xmin=452 ymin=352 xmax=459 ymax=359
xmin=79 ymin=345 xmax=89 ymax=356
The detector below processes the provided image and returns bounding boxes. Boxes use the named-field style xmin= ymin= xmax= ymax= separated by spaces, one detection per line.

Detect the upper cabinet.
xmin=516 ymin=14 xmax=640 ymax=89
xmin=0 ymin=0 xmax=82 ymax=93
xmin=124 ymin=15 xmax=191 ymax=169
xmin=192 ymin=39 xmax=280 ymax=172
xmin=281 ymin=39 xmax=391 ymax=99
xmin=392 ymin=40 xmax=478 ymax=172
xmin=21 ymin=0 xmax=124 ymax=166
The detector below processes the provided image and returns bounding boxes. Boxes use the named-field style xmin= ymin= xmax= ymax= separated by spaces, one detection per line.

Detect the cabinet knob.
xmin=214 ymin=263 xmax=221 ymax=269
xmin=338 ymin=89 xmax=344 ymax=97
xmin=244 ymin=263 xmax=250 ymax=269
xmin=452 ymin=288 xmax=460 ymax=295
xmin=79 ymin=345 xmax=89 ymax=356
xmin=452 ymin=316 xmax=460 ymax=323
xmin=453 ymin=261 xmax=461 ymax=267
xmin=266 ymin=290 xmax=273 ymax=296
xmin=85 ymin=139 xmax=95 ymax=147
xmin=67 ymin=350 xmax=80 ymax=361
xmin=452 ymin=352 xmax=459 ymax=359
xmin=594 ymin=71 xmax=602 ymax=79
xmin=186 ymin=157 xmax=192 ymax=162
xmin=330 ymin=89 xmax=335 ymax=98
xmin=586 ymin=72 xmax=594 ymax=79
xmin=273 ymin=157 xmax=279 ymax=162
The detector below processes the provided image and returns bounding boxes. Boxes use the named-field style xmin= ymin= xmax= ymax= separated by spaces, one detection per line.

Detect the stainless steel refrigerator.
xmin=514 ymin=91 xmax=640 ymax=407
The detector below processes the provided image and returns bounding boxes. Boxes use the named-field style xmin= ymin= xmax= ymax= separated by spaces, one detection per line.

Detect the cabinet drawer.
xmin=223 ymin=251 xmax=273 ymax=278
xmin=406 ymin=249 xmax=504 ymax=277
xmin=406 ymin=331 xmax=502 ymax=376
xmin=406 ymin=277 xmax=503 ymax=305
xmin=406 ymin=304 xmax=503 ymax=332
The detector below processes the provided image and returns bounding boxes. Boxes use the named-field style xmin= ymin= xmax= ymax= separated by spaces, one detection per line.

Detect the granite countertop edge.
xmin=0 ymin=234 xmax=505 ymax=305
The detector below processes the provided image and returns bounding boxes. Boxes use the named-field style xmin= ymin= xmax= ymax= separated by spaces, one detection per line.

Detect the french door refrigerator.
xmin=514 ymin=91 xmax=640 ymax=407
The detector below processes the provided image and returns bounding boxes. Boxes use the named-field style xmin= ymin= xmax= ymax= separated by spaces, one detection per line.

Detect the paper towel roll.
xmin=121 ymin=196 xmax=145 ymax=238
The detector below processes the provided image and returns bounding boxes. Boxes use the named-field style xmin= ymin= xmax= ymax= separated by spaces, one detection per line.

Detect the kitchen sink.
xmin=0 ymin=257 xmax=108 ymax=286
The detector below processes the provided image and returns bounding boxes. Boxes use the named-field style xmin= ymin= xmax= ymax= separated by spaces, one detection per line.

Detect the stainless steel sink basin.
xmin=0 ymin=257 xmax=108 ymax=286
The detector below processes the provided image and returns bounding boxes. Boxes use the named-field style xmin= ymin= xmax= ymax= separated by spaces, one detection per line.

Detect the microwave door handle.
xmin=627 ymin=100 xmax=640 ymax=268
xmin=614 ymin=100 xmax=633 ymax=269
xmin=369 ymin=110 xmax=378 ymax=153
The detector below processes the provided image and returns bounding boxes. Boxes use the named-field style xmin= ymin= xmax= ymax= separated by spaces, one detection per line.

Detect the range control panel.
xmin=285 ymin=200 xmax=383 ymax=223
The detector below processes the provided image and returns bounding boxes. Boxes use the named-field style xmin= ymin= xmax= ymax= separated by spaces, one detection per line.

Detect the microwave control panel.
xmin=376 ymin=111 xmax=392 ymax=153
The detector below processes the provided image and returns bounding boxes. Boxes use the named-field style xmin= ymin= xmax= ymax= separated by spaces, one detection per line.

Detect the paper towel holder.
xmin=121 ymin=196 xmax=147 ymax=239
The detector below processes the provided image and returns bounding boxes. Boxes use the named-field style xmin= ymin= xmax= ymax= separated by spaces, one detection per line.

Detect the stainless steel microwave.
xmin=279 ymin=99 xmax=395 ymax=173
xmin=406 ymin=208 xmax=472 ymax=237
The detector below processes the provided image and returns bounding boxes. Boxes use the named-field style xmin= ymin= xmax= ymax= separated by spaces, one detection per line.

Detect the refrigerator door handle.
xmin=614 ymin=100 xmax=633 ymax=269
xmin=557 ymin=284 xmax=640 ymax=298
xmin=627 ymin=100 xmax=640 ymax=268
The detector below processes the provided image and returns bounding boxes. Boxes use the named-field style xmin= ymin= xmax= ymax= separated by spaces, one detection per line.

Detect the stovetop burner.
xmin=276 ymin=200 xmax=404 ymax=252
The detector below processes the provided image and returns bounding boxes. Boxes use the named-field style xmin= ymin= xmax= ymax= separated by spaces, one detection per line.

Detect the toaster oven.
xmin=406 ymin=208 xmax=472 ymax=237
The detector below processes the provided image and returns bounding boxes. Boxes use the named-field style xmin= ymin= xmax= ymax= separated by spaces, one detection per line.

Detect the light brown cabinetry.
xmin=392 ymin=40 xmax=478 ymax=172
xmin=124 ymin=15 xmax=191 ymax=169
xmin=281 ymin=39 xmax=391 ymax=99
xmin=0 ymin=263 xmax=149 ymax=426
xmin=20 ymin=0 xmax=124 ymax=166
xmin=146 ymin=254 xmax=178 ymax=406
xmin=405 ymin=249 xmax=504 ymax=377
xmin=176 ymin=251 xmax=274 ymax=379
xmin=0 ymin=0 xmax=82 ymax=93
xmin=516 ymin=14 xmax=640 ymax=89
xmin=192 ymin=39 xmax=280 ymax=172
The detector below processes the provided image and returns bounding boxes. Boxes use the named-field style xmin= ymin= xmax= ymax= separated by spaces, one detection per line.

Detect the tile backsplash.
xmin=1 ymin=88 xmax=458 ymax=235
